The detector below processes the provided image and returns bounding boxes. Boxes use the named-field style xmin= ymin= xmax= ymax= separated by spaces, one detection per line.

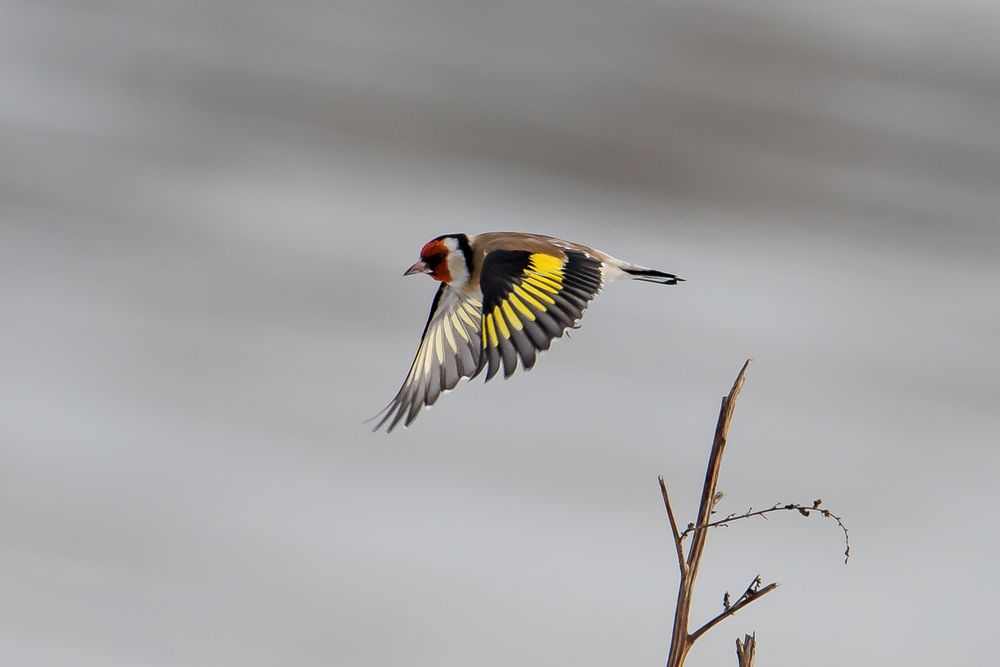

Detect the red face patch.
xmin=420 ymin=239 xmax=451 ymax=283
xmin=420 ymin=239 xmax=447 ymax=260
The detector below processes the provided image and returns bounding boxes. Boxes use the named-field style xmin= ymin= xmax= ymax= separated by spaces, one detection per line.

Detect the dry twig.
xmin=659 ymin=360 xmax=848 ymax=666
xmin=679 ymin=499 xmax=851 ymax=564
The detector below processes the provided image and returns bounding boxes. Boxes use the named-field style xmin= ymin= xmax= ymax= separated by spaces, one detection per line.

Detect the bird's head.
xmin=405 ymin=234 xmax=473 ymax=286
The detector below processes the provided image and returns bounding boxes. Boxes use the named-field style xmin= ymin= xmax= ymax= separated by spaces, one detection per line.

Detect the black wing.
xmin=373 ymin=284 xmax=483 ymax=432
xmin=477 ymin=249 xmax=603 ymax=381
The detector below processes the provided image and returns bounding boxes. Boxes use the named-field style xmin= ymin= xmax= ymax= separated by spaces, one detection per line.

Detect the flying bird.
xmin=372 ymin=232 xmax=683 ymax=431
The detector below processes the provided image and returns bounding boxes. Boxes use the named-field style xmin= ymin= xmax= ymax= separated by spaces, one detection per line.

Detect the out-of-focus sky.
xmin=3 ymin=1 xmax=999 ymax=665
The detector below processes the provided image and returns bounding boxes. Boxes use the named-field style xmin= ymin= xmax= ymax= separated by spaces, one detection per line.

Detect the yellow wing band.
xmin=520 ymin=281 xmax=556 ymax=304
xmin=508 ymin=293 xmax=536 ymax=320
xmin=513 ymin=285 xmax=546 ymax=311
xmin=501 ymin=301 xmax=523 ymax=330
xmin=492 ymin=306 xmax=512 ymax=339
xmin=484 ymin=314 xmax=499 ymax=348
xmin=528 ymin=253 xmax=563 ymax=273
xmin=525 ymin=275 xmax=560 ymax=294
xmin=480 ymin=254 xmax=569 ymax=351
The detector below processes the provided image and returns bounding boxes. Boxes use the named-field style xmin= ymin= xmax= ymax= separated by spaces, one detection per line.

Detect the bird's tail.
xmin=620 ymin=264 xmax=684 ymax=285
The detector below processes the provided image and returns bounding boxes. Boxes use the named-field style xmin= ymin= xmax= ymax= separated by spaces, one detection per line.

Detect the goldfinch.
xmin=372 ymin=232 xmax=683 ymax=432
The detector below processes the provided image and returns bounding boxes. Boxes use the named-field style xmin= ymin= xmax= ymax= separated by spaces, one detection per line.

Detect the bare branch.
xmin=679 ymin=499 xmax=851 ymax=564
xmin=690 ymin=576 xmax=779 ymax=642
xmin=659 ymin=359 xmax=847 ymax=666
xmin=659 ymin=476 xmax=687 ymax=576
xmin=685 ymin=360 xmax=749 ymax=571
xmin=665 ymin=360 xmax=750 ymax=667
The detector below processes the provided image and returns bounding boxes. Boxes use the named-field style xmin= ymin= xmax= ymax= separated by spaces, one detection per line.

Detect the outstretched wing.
xmin=373 ymin=284 xmax=483 ymax=432
xmin=477 ymin=249 xmax=603 ymax=381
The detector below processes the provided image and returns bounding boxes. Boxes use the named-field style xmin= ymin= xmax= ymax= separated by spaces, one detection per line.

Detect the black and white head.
xmin=404 ymin=233 xmax=475 ymax=287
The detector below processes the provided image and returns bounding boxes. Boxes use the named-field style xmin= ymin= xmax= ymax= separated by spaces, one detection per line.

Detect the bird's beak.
xmin=404 ymin=260 xmax=430 ymax=276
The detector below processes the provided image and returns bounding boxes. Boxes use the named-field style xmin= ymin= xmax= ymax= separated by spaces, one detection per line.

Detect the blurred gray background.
xmin=3 ymin=1 xmax=999 ymax=665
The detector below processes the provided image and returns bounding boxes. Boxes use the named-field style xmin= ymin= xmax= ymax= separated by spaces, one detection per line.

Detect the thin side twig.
xmin=680 ymin=499 xmax=851 ymax=564
xmin=659 ymin=477 xmax=687 ymax=576
xmin=690 ymin=576 xmax=778 ymax=642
